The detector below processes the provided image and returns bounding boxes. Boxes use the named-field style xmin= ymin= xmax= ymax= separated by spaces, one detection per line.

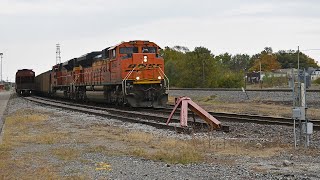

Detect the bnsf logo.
xmin=127 ymin=64 xmax=162 ymax=69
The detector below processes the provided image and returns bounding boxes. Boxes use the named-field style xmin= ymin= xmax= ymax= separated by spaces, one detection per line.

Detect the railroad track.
xmin=24 ymin=96 xmax=320 ymax=132
xmin=137 ymin=107 xmax=320 ymax=130
xmin=23 ymin=96 xmax=218 ymax=133
xmin=170 ymin=87 xmax=320 ymax=92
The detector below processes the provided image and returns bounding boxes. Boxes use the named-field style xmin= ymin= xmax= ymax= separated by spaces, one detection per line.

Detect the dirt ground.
xmin=1 ymin=97 xmax=320 ymax=179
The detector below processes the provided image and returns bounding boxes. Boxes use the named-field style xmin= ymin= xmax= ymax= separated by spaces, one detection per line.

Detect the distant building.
xmin=310 ymin=69 xmax=320 ymax=81
xmin=246 ymin=72 xmax=265 ymax=84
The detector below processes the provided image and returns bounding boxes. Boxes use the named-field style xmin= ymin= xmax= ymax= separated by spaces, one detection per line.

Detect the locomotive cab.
xmin=117 ymin=41 xmax=169 ymax=107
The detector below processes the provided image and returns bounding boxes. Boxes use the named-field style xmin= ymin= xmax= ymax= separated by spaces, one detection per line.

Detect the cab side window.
xmin=112 ymin=49 xmax=116 ymax=58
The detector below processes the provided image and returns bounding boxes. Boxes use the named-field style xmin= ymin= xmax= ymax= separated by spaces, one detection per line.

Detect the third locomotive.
xmin=35 ymin=40 xmax=169 ymax=107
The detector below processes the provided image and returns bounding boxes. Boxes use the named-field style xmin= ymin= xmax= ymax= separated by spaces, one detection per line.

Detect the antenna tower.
xmin=56 ymin=44 xmax=61 ymax=64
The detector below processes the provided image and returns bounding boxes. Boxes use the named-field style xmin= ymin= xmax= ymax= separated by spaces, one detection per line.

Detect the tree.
xmin=230 ymin=54 xmax=251 ymax=72
xmin=276 ymin=50 xmax=319 ymax=69
xmin=161 ymin=46 xmax=187 ymax=87
xmin=214 ymin=53 xmax=232 ymax=68
xmin=249 ymin=48 xmax=281 ymax=72
xmin=179 ymin=47 xmax=216 ymax=87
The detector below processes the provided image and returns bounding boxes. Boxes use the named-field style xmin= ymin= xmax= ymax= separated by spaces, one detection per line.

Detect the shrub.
xmin=313 ymin=77 xmax=320 ymax=84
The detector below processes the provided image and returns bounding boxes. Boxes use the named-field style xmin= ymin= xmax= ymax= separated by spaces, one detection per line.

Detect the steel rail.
xmin=169 ymin=88 xmax=320 ymax=92
xmin=23 ymin=96 xmax=210 ymax=133
xmin=143 ymin=107 xmax=320 ymax=130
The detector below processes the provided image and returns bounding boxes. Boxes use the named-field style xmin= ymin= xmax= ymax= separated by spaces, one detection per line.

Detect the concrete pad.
xmin=0 ymin=91 xmax=13 ymax=142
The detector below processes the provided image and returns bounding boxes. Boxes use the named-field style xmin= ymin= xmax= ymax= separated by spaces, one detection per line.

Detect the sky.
xmin=1 ymin=0 xmax=320 ymax=82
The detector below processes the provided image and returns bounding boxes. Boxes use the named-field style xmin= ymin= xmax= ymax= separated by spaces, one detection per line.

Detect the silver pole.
xmin=292 ymin=68 xmax=297 ymax=148
xmin=294 ymin=119 xmax=296 ymax=148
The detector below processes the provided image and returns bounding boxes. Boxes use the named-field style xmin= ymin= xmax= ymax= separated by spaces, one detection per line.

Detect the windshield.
xmin=142 ymin=47 xmax=157 ymax=53
xmin=120 ymin=47 xmax=138 ymax=54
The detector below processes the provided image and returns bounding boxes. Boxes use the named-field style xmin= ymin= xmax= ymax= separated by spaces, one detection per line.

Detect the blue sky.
xmin=1 ymin=0 xmax=320 ymax=81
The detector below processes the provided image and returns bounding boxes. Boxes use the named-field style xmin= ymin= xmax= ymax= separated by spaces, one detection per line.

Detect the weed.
xmin=125 ymin=131 xmax=154 ymax=143
xmin=51 ymin=147 xmax=80 ymax=161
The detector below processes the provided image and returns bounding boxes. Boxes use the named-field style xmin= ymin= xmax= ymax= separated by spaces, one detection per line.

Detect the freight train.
xmin=35 ymin=40 xmax=169 ymax=107
xmin=15 ymin=69 xmax=35 ymax=96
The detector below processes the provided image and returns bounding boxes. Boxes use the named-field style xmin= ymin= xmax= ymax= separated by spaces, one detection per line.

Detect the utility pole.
xmin=202 ymin=59 xmax=205 ymax=87
xmin=297 ymin=46 xmax=300 ymax=71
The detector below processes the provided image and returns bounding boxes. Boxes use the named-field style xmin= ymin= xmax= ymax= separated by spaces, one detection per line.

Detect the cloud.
xmin=1 ymin=0 xmax=320 ymax=81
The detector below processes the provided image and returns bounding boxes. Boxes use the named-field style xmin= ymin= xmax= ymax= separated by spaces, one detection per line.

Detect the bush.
xmin=313 ymin=77 xmax=320 ymax=84
xmin=262 ymin=75 xmax=288 ymax=88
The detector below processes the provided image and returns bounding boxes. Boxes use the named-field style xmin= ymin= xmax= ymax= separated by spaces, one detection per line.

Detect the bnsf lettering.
xmin=128 ymin=64 xmax=136 ymax=68
xmin=125 ymin=64 xmax=162 ymax=72
xmin=127 ymin=64 xmax=161 ymax=69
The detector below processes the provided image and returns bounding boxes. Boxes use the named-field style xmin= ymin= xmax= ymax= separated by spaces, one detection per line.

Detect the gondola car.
xmin=15 ymin=69 xmax=35 ymax=96
xmin=35 ymin=40 xmax=169 ymax=107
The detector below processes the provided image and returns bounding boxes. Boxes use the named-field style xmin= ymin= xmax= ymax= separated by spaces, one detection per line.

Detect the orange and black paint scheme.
xmin=37 ymin=40 xmax=168 ymax=107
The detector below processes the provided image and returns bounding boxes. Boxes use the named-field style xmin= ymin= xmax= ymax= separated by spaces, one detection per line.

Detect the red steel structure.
xmin=35 ymin=40 xmax=169 ymax=107
xmin=166 ymin=97 xmax=221 ymax=129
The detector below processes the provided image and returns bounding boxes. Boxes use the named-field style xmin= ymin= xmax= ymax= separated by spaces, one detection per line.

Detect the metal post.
xmin=292 ymin=68 xmax=297 ymax=148
xmin=259 ymin=59 xmax=262 ymax=89
xmin=303 ymin=69 xmax=309 ymax=148
xmin=294 ymin=118 xmax=296 ymax=148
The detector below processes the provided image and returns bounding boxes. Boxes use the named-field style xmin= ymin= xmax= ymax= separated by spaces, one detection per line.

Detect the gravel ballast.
xmin=2 ymin=95 xmax=320 ymax=179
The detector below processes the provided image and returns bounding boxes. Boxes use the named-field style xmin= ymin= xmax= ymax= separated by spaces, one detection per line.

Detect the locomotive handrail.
xmin=122 ymin=67 xmax=136 ymax=95
xmin=157 ymin=67 xmax=169 ymax=91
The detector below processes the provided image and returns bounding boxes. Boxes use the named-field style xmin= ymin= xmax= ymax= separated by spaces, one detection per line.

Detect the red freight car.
xmin=15 ymin=69 xmax=35 ymax=96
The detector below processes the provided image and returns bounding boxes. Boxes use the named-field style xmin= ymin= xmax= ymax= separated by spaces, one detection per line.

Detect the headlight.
xmin=158 ymin=76 xmax=161 ymax=80
xmin=143 ymin=55 xmax=148 ymax=62
xmin=136 ymin=76 xmax=140 ymax=80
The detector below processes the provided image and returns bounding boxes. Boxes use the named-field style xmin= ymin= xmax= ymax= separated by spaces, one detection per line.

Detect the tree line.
xmin=161 ymin=46 xmax=319 ymax=88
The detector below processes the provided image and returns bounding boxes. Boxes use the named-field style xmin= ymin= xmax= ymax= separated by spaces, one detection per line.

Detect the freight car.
xmin=15 ymin=69 xmax=35 ymax=96
xmin=35 ymin=40 xmax=169 ymax=107
xmin=35 ymin=70 xmax=51 ymax=96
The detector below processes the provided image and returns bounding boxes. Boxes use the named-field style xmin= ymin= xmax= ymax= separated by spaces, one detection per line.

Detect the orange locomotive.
xmin=36 ymin=40 xmax=169 ymax=107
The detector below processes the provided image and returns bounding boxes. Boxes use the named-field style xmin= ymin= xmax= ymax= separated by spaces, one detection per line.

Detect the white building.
xmin=310 ymin=69 xmax=320 ymax=81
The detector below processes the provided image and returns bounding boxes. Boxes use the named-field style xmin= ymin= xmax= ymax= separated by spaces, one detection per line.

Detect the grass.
xmin=3 ymin=105 xmax=319 ymax=178
xmin=81 ymin=129 xmax=290 ymax=164
xmin=125 ymin=135 xmax=203 ymax=164
xmin=51 ymin=147 xmax=81 ymax=161
xmin=0 ymin=109 xmax=61 ymax=178
xmin=125 ymin=131 xmax=154 ymax=143
xmin=175 ymin=95 xmax=320 ymax=119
